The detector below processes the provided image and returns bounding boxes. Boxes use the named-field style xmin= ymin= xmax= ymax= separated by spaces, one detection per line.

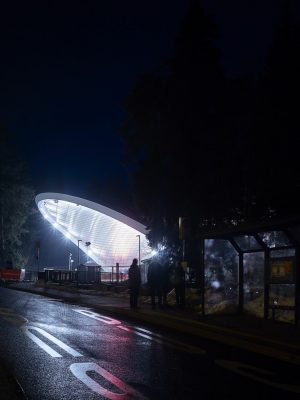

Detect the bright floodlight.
xmin=35 ymin=193 xmax=153 ymax=266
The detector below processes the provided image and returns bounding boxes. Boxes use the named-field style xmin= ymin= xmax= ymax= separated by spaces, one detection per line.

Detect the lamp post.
xmin=68 ymin=252 xmax=72 ymax=271
xmin=77 ymin=239 xmax=82 ymax=268
xmin=77 ymin=239 xmax=82 ymax=287
xmin=85 ymin=241 xmax=91 ymax=262
xmin=136 ymin=234 xmax=141 ymax=267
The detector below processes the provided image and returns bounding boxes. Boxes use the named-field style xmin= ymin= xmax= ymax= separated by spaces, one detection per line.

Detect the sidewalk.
xmin=6 ymin=281 xmax=300 ymax=364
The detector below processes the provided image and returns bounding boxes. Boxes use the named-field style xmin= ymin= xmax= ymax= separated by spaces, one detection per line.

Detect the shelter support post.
xmin=200 ymin=238 xmax=205 ymax=316
xmin=295 ymin=246 xmax=300 ymax=326
xmin=238 ymin=253 xmax=244 ymax=314
xmin=264 ymin=248 xmax=270 ymax=320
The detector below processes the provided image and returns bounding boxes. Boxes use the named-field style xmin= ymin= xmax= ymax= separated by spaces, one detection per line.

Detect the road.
xmin=0 ymin=287 xmax=299 ymax=399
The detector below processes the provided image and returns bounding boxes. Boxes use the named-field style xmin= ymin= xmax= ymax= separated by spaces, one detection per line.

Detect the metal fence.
xmin=38 ymin=265 xmax=129 ymax=284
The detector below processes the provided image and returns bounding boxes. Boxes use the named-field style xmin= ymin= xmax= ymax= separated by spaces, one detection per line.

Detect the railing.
xmin=269 ymin=304 xmax=295 ymax=321
xmin=39 ymin=266 xmax=129 ymax=285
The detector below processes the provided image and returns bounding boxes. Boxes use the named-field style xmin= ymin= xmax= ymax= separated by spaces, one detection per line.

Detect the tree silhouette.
xmin=0 ymin=124 xmax=34 ymax=267
xmin=121 ymin=0 xmax=225 ymax=249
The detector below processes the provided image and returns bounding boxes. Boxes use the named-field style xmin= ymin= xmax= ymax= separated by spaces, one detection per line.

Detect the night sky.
xmin=0 ymin=0 xmax=297 ymax=267
xmin=1 ymin=0 xmax=187 ymax=196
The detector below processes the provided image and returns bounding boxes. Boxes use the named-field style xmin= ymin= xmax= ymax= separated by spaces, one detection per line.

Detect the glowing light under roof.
xmin=35 ymin=192 xmax=152 ymax=266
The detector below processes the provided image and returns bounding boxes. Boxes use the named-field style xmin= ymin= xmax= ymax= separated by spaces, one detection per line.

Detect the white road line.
xmin=73 ymin=309 xmax=205 ymax=354
xmin=24 ymin=328 xmax=62 ymax=358
xmin=74 ymin=309 xmax=121 ymax=325
xmin=134 ymin=329 xmax=205 ymax=354
xmin=23 ymin=326 xmax=83 ymax=358
xmin=116 ymin=325 xmax=131 ymax=332
xmin=70 ymin=362 xmax=148 ymax=400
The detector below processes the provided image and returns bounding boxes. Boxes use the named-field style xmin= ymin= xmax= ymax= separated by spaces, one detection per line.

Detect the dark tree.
xmin=0 ymin=125 xmax=34 ymax=268
xmin=256 ymin=1 xmax=300 ymax=216
xmin=120 ymin=0 xmax=226 ymax=251
xmin=120 ymin=0 xmax=300 ymax=271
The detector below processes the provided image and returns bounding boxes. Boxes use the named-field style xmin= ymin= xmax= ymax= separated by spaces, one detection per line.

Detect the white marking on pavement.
xmin=134 ymin=328 xmax=206 ymax=354
xmin=74 ymin=309 xmax=121 ymax=325
xmin=216 ymin=359 xmax=300 ymax=394
xmin=73 ymin=308 xmax=205 ymax=354
xmin=23 ymin=326 xmax=83 ymax=358
xmin=116 ymin=325 xmax=131 ymax=332
xmin=23 ymin=327 xmax=62 ymax=358
xmin=70 ymin=362 xmax=148 ymax=400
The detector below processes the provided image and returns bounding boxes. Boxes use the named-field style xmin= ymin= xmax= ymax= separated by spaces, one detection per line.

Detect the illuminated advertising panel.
xmin=270 ymin=257 xmax=295 ymax=284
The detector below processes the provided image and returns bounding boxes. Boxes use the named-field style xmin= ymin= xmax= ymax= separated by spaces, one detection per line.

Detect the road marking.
xmin=70 ymin=362 xmax=148 ymax=400
xmin=116 ymin=325 xmax=131 ymax=332
xmin=23 ymin=327 xmax=62 ymax=357
xmin=74 ymin=309 xmax=121 ymax=325
xmin=23 ymin=326 xmax=83 ymax=358
xmin=133 ymin=326 xmax=206 ymax=355
xmin=216 ymin=359 xmax=300 ymax=394
xmin=74 ymin=309 xmax=205 ymax=355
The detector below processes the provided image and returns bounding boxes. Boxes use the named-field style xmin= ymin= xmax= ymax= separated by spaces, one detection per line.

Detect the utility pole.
xmin=68 ymin=252 xmax=72 ymax=270
xmin=77 ymin=240 xmax=82 ymax=267
xmin=136 ymin=234 xmax=141 ymax=281
xmin=77 ymin=239 xmax=82 ymax=287
xmin=136 ymin=235 xmax=141 ymax=267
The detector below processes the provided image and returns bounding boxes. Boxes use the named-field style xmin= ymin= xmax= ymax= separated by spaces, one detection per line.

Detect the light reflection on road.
xmin=73 ymin=308 xmax=206 ymax=355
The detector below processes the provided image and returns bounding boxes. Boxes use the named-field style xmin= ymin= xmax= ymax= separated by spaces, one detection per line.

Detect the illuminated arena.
xmin=35 ymin=193 xmax=152 ymax=267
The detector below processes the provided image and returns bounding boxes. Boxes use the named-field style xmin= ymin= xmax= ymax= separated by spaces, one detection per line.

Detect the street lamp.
xmin=68 ymin=252 xmax=72 ymax=270
xmin=136 ymin=234 xmax=141 ymax=267
xmin=77 ymin=239 xmax=82 ymax=268
xmin=85 ymin=241 xmax=91 ymax=262
xmin=77 ymin=239 xmax=82 ymax=288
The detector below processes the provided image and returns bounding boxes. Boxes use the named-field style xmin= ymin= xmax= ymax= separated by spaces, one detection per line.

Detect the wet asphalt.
xmin=0 ymin=287 xmax=300 ymax=399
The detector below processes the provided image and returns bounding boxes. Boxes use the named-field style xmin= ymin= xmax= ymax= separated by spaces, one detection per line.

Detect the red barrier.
xmin=0 ymin=268 xmax=21 ymax=281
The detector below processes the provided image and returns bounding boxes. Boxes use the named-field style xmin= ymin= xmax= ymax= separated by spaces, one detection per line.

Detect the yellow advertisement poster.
xmin=270 ymin=257 xmax=295 ymax=283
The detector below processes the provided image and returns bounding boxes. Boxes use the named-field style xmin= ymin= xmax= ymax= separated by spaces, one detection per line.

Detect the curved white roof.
xmin=35 ymin=192 xmax=152 ymax=266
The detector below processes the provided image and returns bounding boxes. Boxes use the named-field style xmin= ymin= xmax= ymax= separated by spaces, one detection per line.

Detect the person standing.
xmin=172 ymin=261 xmax=186 ymax=308
xmin=161 ymin=259 xmax=171 ymax=307
xmin=147 ymin=258 xmax=163 ymax=309
xmin=128 ymin=258 xmax=141 ymax=309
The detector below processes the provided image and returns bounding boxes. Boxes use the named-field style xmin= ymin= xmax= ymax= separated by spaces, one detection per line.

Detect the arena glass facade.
xmin=35 ymin=193 xmax=153 ymax=267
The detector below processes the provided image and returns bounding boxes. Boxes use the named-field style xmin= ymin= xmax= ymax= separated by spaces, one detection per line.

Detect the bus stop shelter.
xmin=198 ymin=216 xmax=300 ymax=324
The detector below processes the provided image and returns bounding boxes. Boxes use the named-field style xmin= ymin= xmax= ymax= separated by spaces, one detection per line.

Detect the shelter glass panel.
xmin=269 ymin=284 xmax=295 ymax=324
xmin=270 ymin=248 xmax=295 ymax=258
xmin=268 ymin=248 xmax=296 ymax=324
xmin=270 ymin=250 xmax=295 ymax=284
xmin=233 ymin=235 xmax=262 ymax=251
xmin=204 ymin=239 xmax=238 ymax=314
xmin=258 ymin=231 xmax=291 ymax=248
xmin=243 ymin=252 xmax=264 ymax=317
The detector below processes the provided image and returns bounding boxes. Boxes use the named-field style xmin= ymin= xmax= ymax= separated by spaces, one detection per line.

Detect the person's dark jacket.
xmin=147 ymin=261 xmax=162 ymax=288
xmin=128 ymin=263 xmax=141 ymax=289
